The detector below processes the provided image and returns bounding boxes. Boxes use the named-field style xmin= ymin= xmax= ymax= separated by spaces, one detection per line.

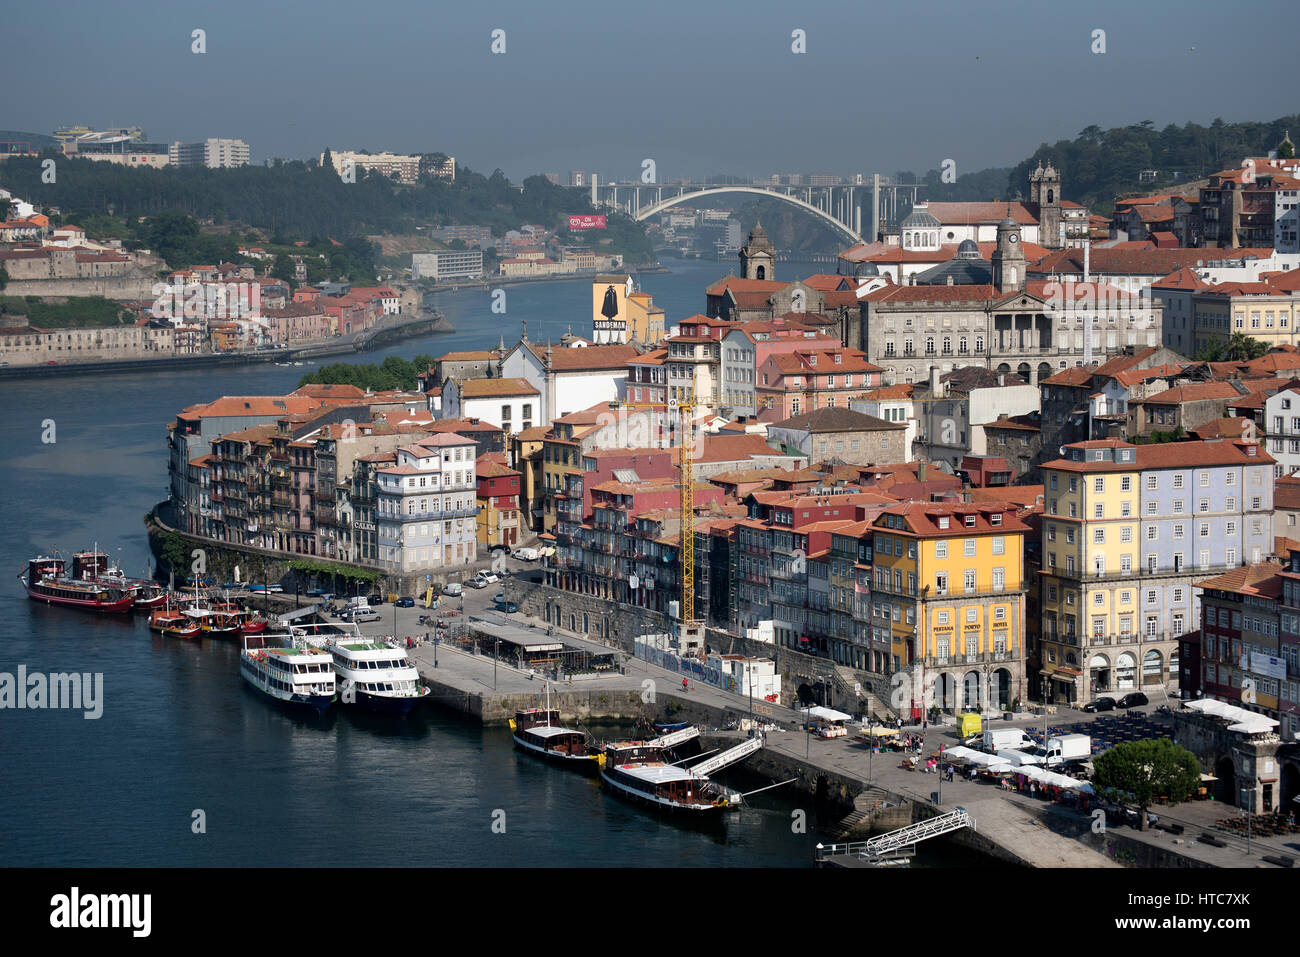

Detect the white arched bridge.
xmin=592 ymin=182 xmax=870 ymax=244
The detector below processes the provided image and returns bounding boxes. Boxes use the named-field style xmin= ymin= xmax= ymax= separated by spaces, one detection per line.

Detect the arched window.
xmin=755 ymin=265 xmax=766 ymax=280
xmin=1047 ymin=188 xmax=1054 ymax=204
xmin=959 ymin=337 xmax=968 ymax=353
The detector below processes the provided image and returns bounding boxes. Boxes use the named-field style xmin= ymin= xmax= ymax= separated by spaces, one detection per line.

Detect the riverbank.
xmin=0 ymin=311 xmax=450 ymax=381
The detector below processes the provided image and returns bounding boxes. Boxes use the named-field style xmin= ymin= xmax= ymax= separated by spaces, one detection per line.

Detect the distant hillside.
xmin=905 ymin=114 xmax=1300 ymax=217
xmin=0 ymin=130 xmax=60 ymax=152
xmin=0 ymin=156 xmax=656 ymax=264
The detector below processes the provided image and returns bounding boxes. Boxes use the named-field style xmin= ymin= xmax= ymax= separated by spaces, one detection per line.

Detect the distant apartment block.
xmin=327 ymin=150 xmax=419 ymax=184
xmin=169 ymin=138 xmax=250 ymax=168
xmin=419 ymin=154 xmax=456 ymax=182
xmin=411 ymin=249 xmax=485 ymax=281
xmin=428 ymin=225 xmax=494 ymax=246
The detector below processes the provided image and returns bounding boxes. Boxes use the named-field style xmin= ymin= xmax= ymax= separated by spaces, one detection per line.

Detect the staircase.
xmin=829 ymin=786 xmax=893 ymax=837
xmin=831 ymin=665 xmax=894 ymax=720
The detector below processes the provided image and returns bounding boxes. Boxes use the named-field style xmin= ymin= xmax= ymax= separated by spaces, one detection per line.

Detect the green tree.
xmin=1093 ymin=738 xmax=1201 ymax=829
xmin=1196 ymin=331 xmax=1268 ymax=362
xmin=0 ymin=267 xmax=8 ymax=294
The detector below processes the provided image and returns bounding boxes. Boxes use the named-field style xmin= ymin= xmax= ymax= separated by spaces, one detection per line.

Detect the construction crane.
xmin=615 ymin=387 xmax=704 ymax=655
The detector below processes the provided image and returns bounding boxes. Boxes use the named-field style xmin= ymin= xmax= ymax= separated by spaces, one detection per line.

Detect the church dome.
xmin=853 ymin=261 xmax=880 ymax=279
xmin=955 ymin=239 xmax=980 ymax=260
xmin=745 ymin=219 xmax=771 ymax=246
xmin=999 ymin=216 xmax=1019 ymax=229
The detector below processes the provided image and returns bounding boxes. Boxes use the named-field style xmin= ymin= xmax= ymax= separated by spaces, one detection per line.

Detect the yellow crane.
xmin=616 ymin=388 xmax=704 ymax=652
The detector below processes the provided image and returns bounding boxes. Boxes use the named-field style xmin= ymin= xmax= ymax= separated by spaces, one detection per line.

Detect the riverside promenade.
xmin=355 ymin=605 xmax=1131 ymax=867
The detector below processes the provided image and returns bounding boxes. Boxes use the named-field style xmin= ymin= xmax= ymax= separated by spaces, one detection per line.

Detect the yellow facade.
xmin=1195 ymin=290 xmax=1300 ymax=353
xmin=873 ymin=506 xmax=1025 ymax=664
xmin=1041 ymin=459 xmax=1140 ymax=649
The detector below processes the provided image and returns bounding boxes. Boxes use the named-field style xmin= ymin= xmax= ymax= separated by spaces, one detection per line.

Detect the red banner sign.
xmin=568 ymin=214 xmax=606 ymax=230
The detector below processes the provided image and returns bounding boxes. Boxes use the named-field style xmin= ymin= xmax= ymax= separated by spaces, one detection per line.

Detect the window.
xmin=1094 ymin=503 xmax=1104 ymax=519
xmin=1173 ymin=500 xmax=1184 ymax=513
xmin=992 ymin=536 xmax=1005 ymax=555
xmin=964 ymin=569 xmax=977 ymax=592
xmin=993 ymin=568 xmax=1005 ymax=591
xmin=1199 ymin=472 xmax=1209 ymax=488
xmin=1094 ymin=477 xmax=1105 ymax=493
xmin=1173 ymin=474 xmax=1184 ymax=489
xmin=1198 ymin=499 xmax=1209 ymax=513
xmin=1148 ymin=526 xmax=1158 ymax=541
xmin=1227 ymin=496 xmax=1237 ymax=511
xmin=935 ymin=541 xmax=948 ymax=559
xmin=1147 ymin=475 xmax=1158 ymax=490
xmin=1121 ymin=527 xmax=1132 ymax=542
xmin=1121 ymin=555 xmax=1132 ymax=572
xmin=1093 ymin=592 xmax=1105 ymax=606
xmin=1093 ymin=528 xmax=1106 ymax=543
xmin=1199 ymin=523 xmax=1210 ymax=538
xmin=1227 ymin=472 xmax=1236 ymax=487
xmin=1173 ymin=524 xmax=1184 ymax=540
xmin=1121 ymin=476 xmax=1132 ymax=491
xmin=1147 ymin=501 xmax=1157 ymax=514
xmin=964 ymin=538 xmax=976 ymax=557
xmin=1252 ymin=497 xmax=1262 ymax=510
xmin=1121 ymin=502 xmax=1132 ymax=517
xmin=966 ymin=608 xmax=978 ymax=624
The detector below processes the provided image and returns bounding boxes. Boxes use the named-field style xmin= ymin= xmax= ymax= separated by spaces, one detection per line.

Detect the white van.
xmin=352 ymin=608 xmax=382 ymax=623
xmin=442 ymin=582 xmax=463 ymax=598
xmin=513 ymin=547 xmax=540 ymax=561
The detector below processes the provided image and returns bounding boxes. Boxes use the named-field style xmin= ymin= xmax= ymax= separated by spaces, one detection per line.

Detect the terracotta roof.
xmin=876 ymin=501 xmax=1030 ymax=538
xmin=985 ymin=415 xmax=1040 ymax=433
xmin=697 ymin=433 xmax=789 ymax=464
xmin=1194 ymin=562 xmax=1283 ymax=599
xmin=1031 ymin=246 xmax=1275 ymax=277
xmin=452 ymin=377 xmax=539 ymax=398
xmin=772 ymin=407 xmax=904 ymax=433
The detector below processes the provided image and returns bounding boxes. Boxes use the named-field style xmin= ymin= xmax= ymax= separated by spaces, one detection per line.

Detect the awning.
xmin=862 ymin=726 xmax=898 ymax=738
xmin=801 ymin=706 xmax=852 ymax=723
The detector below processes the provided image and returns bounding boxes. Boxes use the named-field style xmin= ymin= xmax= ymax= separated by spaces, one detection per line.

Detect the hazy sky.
xmin=7 ymin=0 xmax=1296 ymax=183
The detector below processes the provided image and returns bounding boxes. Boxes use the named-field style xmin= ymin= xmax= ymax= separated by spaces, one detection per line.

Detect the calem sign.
xmin=568 ymin=214 xmax=606 ymax=230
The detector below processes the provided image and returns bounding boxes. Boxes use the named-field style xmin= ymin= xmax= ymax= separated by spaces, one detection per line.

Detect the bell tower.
xmin=991 ymin=215 xmax=1026 ymax=293
xmin=739 ymin=219 xmax=775 ymax=281
xmin=1031 ymin=161 xmax=1063 ymax=249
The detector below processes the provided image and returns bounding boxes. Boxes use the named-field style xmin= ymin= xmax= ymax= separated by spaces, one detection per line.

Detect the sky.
xmin=6 ymin=0 xmax=1297 ymax=184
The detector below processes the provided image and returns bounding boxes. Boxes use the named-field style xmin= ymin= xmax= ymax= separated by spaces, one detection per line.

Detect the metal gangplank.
xmin=689 ymin=735 xmax=762 ymax=776
xmin=649 ymin=727 xmax=700 ymax=749
xmin=817 ymin=808 xmax=973 ymax=865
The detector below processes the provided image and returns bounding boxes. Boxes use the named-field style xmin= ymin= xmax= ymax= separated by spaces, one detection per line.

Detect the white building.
xmin=1277 ymin=185 xmax=1300 ymax=255
xmin=375 ymin=433 xmax=479 ymax=572
xmin=440 ymin=377 xmax=540 ymax=433
xmin=412 ymin=250 xmax=484 ymax=281
xmin=169 ymin=138 xmax=250 ymax=168
xmin=1264 ymin=388 xmax=1300 ymax=478
xmin=500 ymin=339 xmax=639 ymax=424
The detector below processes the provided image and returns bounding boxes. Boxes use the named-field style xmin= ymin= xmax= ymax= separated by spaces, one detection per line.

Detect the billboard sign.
xmin=568 ymin=214 xmax=606 ymax=230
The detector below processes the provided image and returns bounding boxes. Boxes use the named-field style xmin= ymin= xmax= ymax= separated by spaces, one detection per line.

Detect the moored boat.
xmin=149 ymin=607 xmax=201 ymax=638
xmin=239 ymin=634 xmax=336 ymax=714
xmin=294 ymin=623 xmax=429 ymax=715
xmin=509 ymin=697 xmax=598 ymax=769
xmin=18 ymin=556 xmax=135 ymax=614
xmin=599 ymin=744 xmax=743 ymax=815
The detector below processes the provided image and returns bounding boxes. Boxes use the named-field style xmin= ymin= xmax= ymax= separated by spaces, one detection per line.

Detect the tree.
xmin=1196 ymin=331 xmax=1268 ymax=363
xmin=1092 ymin=738 xmax=1201 ymax=829
xmin=0 ymin=267 xmax=8 ymax=294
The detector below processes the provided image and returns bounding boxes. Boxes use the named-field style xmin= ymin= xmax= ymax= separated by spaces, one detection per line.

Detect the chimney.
xmin=930 ymin=366 xmax=942 ymax=396
xmin=1083 ymin=242 xmax=1091 ymax=284
xmin=918 ymin=460 xmax=928 ymax=482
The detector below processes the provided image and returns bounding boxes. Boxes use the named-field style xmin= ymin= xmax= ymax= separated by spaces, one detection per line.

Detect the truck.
xmin=981 ymin=728 xmax=1036 ymax=753
xmin=957 ymin=712 xmax=982 ymax=741
xmin=1032 ymin=733 xmax=1091 ymax=767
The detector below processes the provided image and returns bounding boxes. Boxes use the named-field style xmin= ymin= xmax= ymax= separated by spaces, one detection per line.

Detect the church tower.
xmin=1030 ymin=161 xmax=1063 ymax=249
xmin=739 ymin=219 xmax=775 ymax=281
xmin=991 ymin=215 xmax=1026 ymax=293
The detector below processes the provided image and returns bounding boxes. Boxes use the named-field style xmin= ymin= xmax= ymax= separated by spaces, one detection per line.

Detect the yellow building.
xmin=871 ymin=501 xmax=1028 ymax=717
xmin=1039 ymin=439 xmax=1140 ymax=704
xmin=1192 ymin=285 xmax=1300 ymax=354
xmin=592 ymin=274 xmax=665 ymax=344
xmin=510 ymin=425 xmax=549 ymax=533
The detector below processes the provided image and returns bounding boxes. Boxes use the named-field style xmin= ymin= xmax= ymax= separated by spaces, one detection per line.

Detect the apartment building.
xmin=872 ymin=502 xmax=1029 ymax=717
xmin=374 ymin=433 xmax=479 ymax=572
xmin=1039 ymin=438 xmax=1274 ymax=705
xmin=169 ymin=138 xmax=250 ymax=168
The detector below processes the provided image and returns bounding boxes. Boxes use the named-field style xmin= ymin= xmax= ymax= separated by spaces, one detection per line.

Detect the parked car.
xmin=496 ymin=601 xmax=518 ymax=614
xmin=1082 ymin=697 xmax=1117 ymax=713
xmin=353 ymin=609 xmax=382 ymax=623
xmin=477 ymin=571 xmax=499 ymax=585
xmin=1117 ymin=691 xmax=1149 ymax=709
xmin=367 ymin=593 xmax=385 ymax=606
xmin=465 ymin=577 xmax=487 ymax=589
xmin=396 ymin=597 xmax=415 ymax=608
xmin=492 ymin=593 xmax=506 ymax=605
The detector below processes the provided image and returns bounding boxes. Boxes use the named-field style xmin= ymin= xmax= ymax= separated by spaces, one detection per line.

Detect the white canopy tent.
xmin=1184 ymin=698 xmax=1279 ymax=734
xmin=801 ymin=706 xmax=852 ymax=723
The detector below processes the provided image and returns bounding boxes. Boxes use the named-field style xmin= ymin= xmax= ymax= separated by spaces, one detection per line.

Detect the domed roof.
xmin=853 ymin=261 xmax=880 ymax=278
xmin=955 ymin=239 xmax=981 ymax=260
xmin=901 ymin=204 xmax=940 ymax=228
xmin=745 ymin=218 xmax=771 ymax=245
xmin=999 ymin=216 xmax=1019 ymax=229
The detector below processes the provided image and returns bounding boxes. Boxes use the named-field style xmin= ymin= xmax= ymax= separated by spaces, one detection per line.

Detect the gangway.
xmin=649 ymin=726 xmax=700 ymax=749
xmin=816 ymin=807 xmax=973 ymax=865
xmin=689 ymin=735 xmax=762 ymax=776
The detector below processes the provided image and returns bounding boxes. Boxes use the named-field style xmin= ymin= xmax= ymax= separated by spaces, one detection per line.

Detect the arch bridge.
xmin=592 ymin=182 xmax=865 ymax=244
